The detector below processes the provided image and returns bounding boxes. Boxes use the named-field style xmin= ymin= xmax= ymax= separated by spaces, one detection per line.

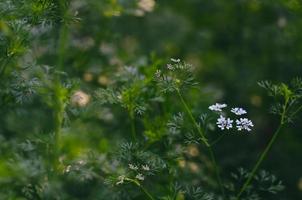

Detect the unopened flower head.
xmin=216 ymin=115 xmax=233 ymax=130
xmin=170 ymin=58 xmax=180 ymax=63
xmin=116 ymin=175 xmax=126 ymax=185
xmin=136 ymin=173 xmax=145 ymax=181
xmin=209 ymin=103 xmax=227 ymax=112
xmin=155 ymin=69 xmax=161 ymax=78
xmin=231 ymin=107 xmax=247 ymax=115
xmin=64 ymin=165 xmax=71 ymax=173
xmin=129 ymin=163 xmax=138 ymax=170
xmin=236 ymin=118 xmax=254 ymax=131
xmin=167 ymin=64 xmax=174 ymax=70
xmin=142 ymin=164 xmax=150 ymax=171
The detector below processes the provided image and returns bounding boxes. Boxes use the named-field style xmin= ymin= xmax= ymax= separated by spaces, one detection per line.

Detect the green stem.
xmin=176 ymin=89 xmax=209 ymax=146
xmin=208 ymin=147 xmax=225 ymax=197
xmin=236 ymin=124 xmax=283 ymax=199
xmin=52 ymin=87 xmax=64 ymax=170
xmin=126 ymin=178 xmax=155 ymax=200
xmin=50 ymin=0 xmax=68 ymax=171
xmin=289 ymin=104 xmax=302 ymax=120
xmin=0 ymin=57 xmax=12 ymax=77
xmin=176 ymin=89 xmax=225 ymax=196
xmin=210 ymin=134 xmax=225 ymax=146
xmin=139 ymin=185 xmax=155 ymax=200
xmin=57 ymin=22 xmax=68 ymax=70
xmin=236 ymin=100 xmax=288 ymax=199
xmin=130 ymin=111 xmax=137 ymax=141
xmin=55 ymin=0 xmax=69 ymax=70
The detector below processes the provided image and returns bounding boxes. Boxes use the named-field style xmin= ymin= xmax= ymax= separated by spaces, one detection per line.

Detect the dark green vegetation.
xmin=1 ymin=0 xmax=302 ymax=199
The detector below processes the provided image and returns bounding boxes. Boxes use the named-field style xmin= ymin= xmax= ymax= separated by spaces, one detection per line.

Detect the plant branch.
xmin=176 ymin=89 xmax=209 ymax=146
xmin=130 ymin=111 xmax=137 ymax=141
xmin=176 ymin=89 xmax=225 ymax=196
xmin=126 ymin=178 xmax=155 ymax=200
xmin=289 ymin=104 xmax=302 ymax=120
xmin=236 ymin=100 xmax=288 ymax=199
xmin=210 ymin=134 xmax=225 ymax=146
xmin=236 ymin=124 xmax=283 ymax=199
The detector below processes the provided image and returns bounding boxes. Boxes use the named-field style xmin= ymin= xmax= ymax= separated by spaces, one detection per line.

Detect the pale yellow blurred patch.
xmin=298 ymin=177 xmax=302 ymax=191
xmin=138 ymin=0 xmax=155 ymax=12
xmin=71 ymin=90 xmax=90 ymax=107
xmin=98 ymin=75 xmax=109 ymax=86
xmin=83 ymin=72 xmax=93 ymax=82
xmin=250 ymin=95 xmax=262 ymax=107
xmin=178 ymin=159 xmax=186 ymax=168
xmin=187 ymin=144 xmax=200 ymax=157
xmin=188 ymin=162 xmax=200 ymax=173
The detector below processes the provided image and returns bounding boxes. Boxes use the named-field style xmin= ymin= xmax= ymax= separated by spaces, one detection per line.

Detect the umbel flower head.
xmin=209 ymin=103 xmax=254 ymax=132
xmin=116 ymin=175 xmax=126 ymax=185
xmin=142 ymin=164 xmax=150 ymax=171
xmin=216 ymin=115 xmax=233 ymax=130
xmin=236 ymin=118 xmax=254 ymax=132
xmin=154 ymin=59 xmax=198 ymax=93
xmin=231 ymin=107 xmax=247 ymax=115
xmin=209 ymin=103 xmax=227 ymax=112
xmin=129 ymin=163 xmax=138 ymax=170
xmin=136 ymin=173 xmax=145 ymax=181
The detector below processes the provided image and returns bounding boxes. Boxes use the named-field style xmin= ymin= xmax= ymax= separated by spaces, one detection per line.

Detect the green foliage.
xmin=1 ymin=0 xmax=302 ymax=199
xmin=258 ymin=78 xmax=302 ymax=123
xmin=155 ymin=59 xmax=198 ymax=93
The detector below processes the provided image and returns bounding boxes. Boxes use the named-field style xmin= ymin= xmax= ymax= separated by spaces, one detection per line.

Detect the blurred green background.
xmin=1 ymin=0 xmax=302 ymax=199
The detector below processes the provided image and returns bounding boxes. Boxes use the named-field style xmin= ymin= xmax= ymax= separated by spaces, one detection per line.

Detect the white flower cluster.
xmin=209 ymin=103 xmax=227 ymax=112
xmin=217 ymin=115 xmax=233 ymax=130
xmin=209 ymin=103 xmax=254 ymax=132
xmin=116 ymin=163 xmax=151 ymax=185
xmin=129 ymin=163 xmax=150 ymax=172
xmin=231 ymin=107 xmax=247 ymax=115
xmin=236 ymin=118 xmax=254 ymax=131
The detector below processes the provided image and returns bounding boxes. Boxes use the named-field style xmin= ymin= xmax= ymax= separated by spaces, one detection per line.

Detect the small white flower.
xmin=116 ymin=175 xmax=126 ymax=185
xmin=142 ymin=164 xmax=150 ymax=171
xmin=78 ymin=160 xmax=85 ymax=165
xmin=136 ymin=173 xmax=145 ymax=181
xmin=167 ymin=64 xmax=174 ymax=70
xmin=129 ymin=164 xmax=138 ymax=170
xmin=236 ymin=118 xmax=254 ymax=131
xmin=155 ymin=69 xmax=161 ymax=77
xmin=64 ymin=165 xmax=71 ymax=173
xmin=209 ymin=103 xmax=227 ymax=112
xmin=231 ymin=107 xmax=247 ymax=115
xmin=138 ymin=0 xmax=155 ymax=12
xmin=216 ymin=115 xmax=233 ymax=130
xmin=170 ymin=58 xmax=180 ymax=63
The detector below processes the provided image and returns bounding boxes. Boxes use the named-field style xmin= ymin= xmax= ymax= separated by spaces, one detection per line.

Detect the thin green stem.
xmin=176 ymin=89 xmax=209 ymax=146
xmin=208 ymin=147 xmax=225 ymax=197
xmin=126 ymin=178 xmax=155 ymax=200
xmin=57 ymin=22 xmax=68 ymax=70
xmin=51 ymin=83 xmax=67 ymax=172
xmin=0 ymin=57 xmax=12 ymax=77
xmin=176 ymin=89 xmax=225 ymax=196
xmin=210 ymin=134 xmax=226 ymax=146
xmin=50 ymin=1 xmax=68 ymax=171
xmin=289 ymin=104 xmax=302 ymax=120
xmin=236 ymin=100 xmax=288 ymax=199
xmin=140 ymin=185 xmax=155 ymax=200
xmin=130 ymin=111 xmax=137 ymax=141
xmin=236 ymin=124 xmax=283 ymax=199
